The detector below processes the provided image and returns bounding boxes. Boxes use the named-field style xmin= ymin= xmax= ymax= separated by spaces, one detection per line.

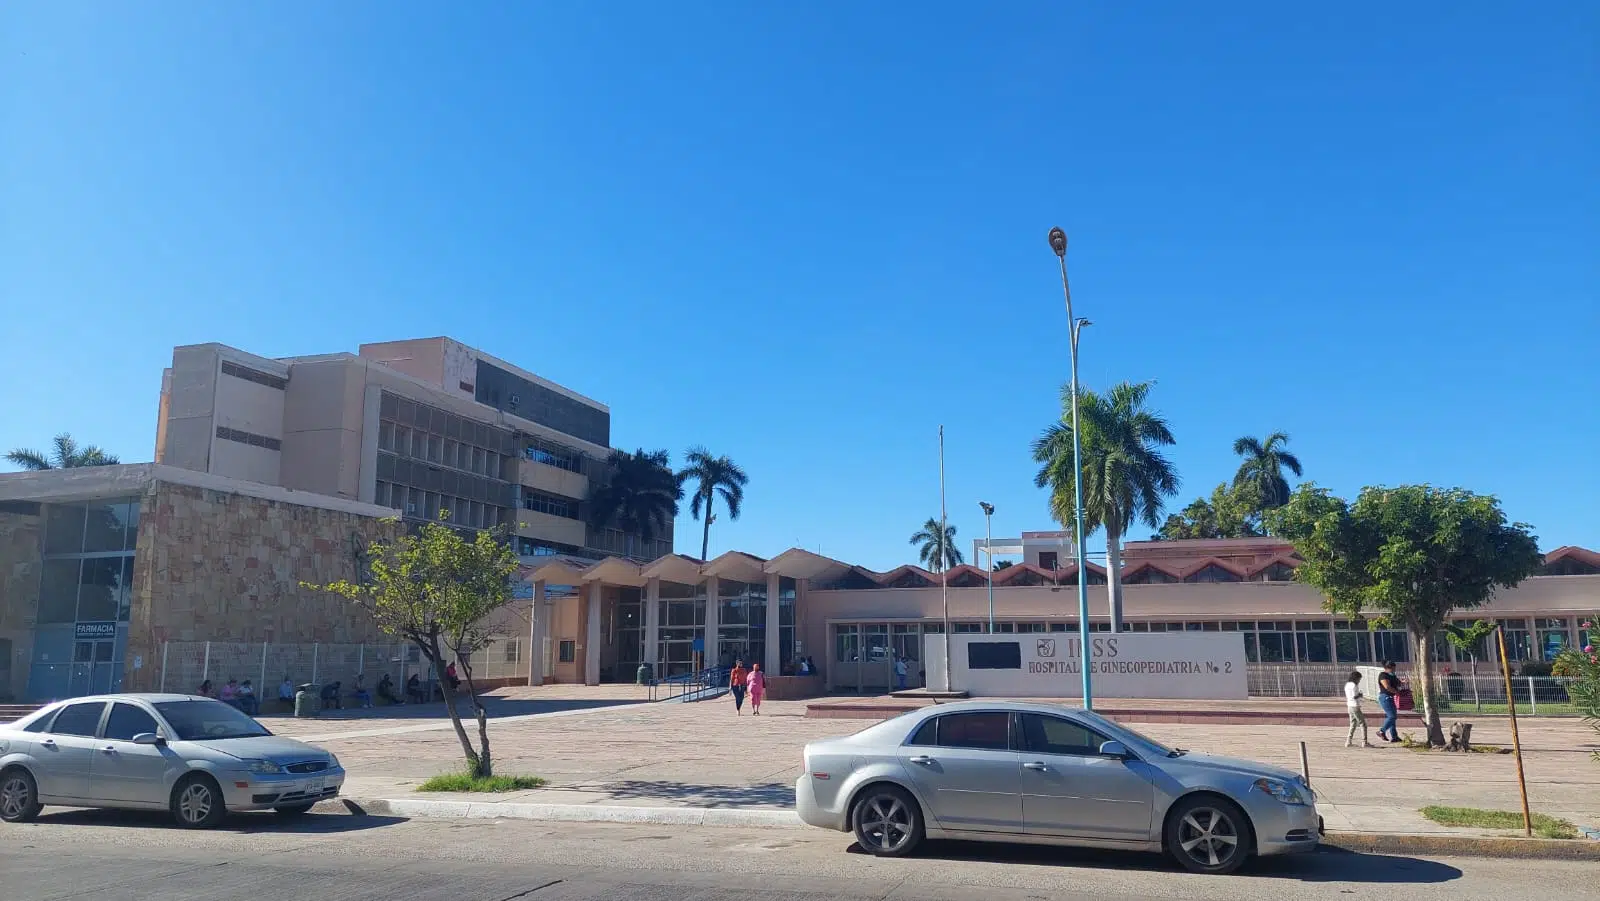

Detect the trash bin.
xmin=294 ymin=684 xmax=318 ymax=718
xmin=636 ymin=662 xmax=652 ymax=685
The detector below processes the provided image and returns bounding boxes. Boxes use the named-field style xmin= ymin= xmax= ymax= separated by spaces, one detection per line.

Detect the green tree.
xmin=678 ymin=447 xmax=748 ymax=561
xmin=1270 ymin=485 xmax=1543 ymax=747
xmin=1156 ymin=482 xmax=1263 ymax=540
xmin=1443 ymin=619 xmax=1499 ymax=711
xmin=1033 ymin=381 xmax=1179 ymax=628
xmin=587 ymin=449 xmax=683 ymax=558
xmin=6 ymin=433 xmax=120 ymax=471
xmin=909 ymin=517 xmax=963 ymax=572
xmin=1231 ymin=432 xmax=1303 ymax=510
xmin=992 ymin=559 xmax=1015 ymax=572
xmin=305 ymin=512 xmax=519 ymax=776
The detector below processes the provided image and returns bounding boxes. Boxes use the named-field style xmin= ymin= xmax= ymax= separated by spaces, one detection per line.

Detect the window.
xmin=1185 ymin=564 xmax=1240 ymax=583
xmin=1019 ymin=713 xmax=1105 ymax=756
xmin=503 ymin=640 xmax=521 ymax=664
xmin=952 ymin=622 xmax=986 ymax=634
xmin=1497 ymin=619 xmax=1533 ymax=660
xmin=523 ymin=490 xmax=575 ymax=519
xmin=907 ymin=718 xmax=938 ymax=746
xmin=1295 ymin=628 xmax=1333 ymax=663
xmin=103 ymin=703 xmax=160 ymax=741
xmin=152 ymin=700 xmax=269 ymax=740
xmin=1038 ymin=552 xmax=1059 ymax=570
xmin=1373 ymin=631 xmax=1411 ymax=663
xmin=558 ymin=640 xmax=576 ymax=663
xmin=934 ymin=712 xmax=1012 ymax=751
xmin=49 ymin=702 xmax=107 ymax=737
xmin=215 ymin=426 xmax=282 ymax=451
xmin=379 ymin=421 xmax=395 ymax=451
xmin=1536 ymin=618 xmax=1570 ymax=661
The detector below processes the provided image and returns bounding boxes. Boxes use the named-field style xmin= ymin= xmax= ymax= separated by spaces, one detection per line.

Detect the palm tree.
xmin=6 ymin=433 xmax=120 ymax=471
xmin=678 ymin=447 xmax=748 ymax=561
xmin=1231 ymin=432 xmax=1303 ymax=510
xmin=909 ymin=517 xmax=963 ymax=572
xmin=586 ymin=448 xmax=683 ymax=559
xmin=1032 ymin=381 xmax=1179 ymax=629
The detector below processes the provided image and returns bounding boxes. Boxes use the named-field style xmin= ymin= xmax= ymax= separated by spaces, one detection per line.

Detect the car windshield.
xmin=154 ymin=699 xmax=272 ymax=741
xmin=1075 ymin=710 xmax=1177 ymax=758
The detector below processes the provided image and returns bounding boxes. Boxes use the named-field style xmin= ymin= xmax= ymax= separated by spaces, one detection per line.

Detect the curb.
xmin=1322 ymin=831 xmax=1600 ymax=861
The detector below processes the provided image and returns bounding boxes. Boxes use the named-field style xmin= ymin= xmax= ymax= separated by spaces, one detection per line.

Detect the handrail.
xmin=646 ymin=666 xmax=730 ymax=702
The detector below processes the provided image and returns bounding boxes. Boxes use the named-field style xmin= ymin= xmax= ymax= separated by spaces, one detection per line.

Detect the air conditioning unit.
xmin=509 ymin=393 xmax=521 ymax=406
xmin=406 ymin=503 xmax=418 ymax=514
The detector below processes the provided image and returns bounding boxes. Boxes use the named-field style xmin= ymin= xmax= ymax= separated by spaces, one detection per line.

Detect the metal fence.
xmin=1245 ymin=663 xmax=1580 ymax=714
xmin=157 ymin=637 xmax=529 ymax=697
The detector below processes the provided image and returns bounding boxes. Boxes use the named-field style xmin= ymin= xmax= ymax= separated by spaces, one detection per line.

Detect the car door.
xmin=897 ymin=711 xmax=1021 ymax=833
xmin=1016 ymin=713 xmax=1155 ymax=841
xmin=90 ymin=702 xmax=173 ymax=806
xmin=32 ymin=701 xmax=107 ymax=801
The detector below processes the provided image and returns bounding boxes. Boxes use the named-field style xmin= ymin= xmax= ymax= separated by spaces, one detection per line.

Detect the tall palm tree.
xmin=909 ymin=517 xmax=963 ymax=572
xmin=678 ymin=447 xmax=749 ymax=561
xmin=1231 ymin=432 xmax=1303 ymax=510
xmin=586 ymin=448 xmax=683 ymax=559
xmin=6 ymin=433 xmax=120 ymax=471
xmin=1032 ymin=381 xmax=1179 ymax=629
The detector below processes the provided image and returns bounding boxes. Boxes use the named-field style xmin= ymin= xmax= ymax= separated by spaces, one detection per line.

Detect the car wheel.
xmin=170 ymin=774 xmax=226 ymax=829
xmin=0 ymin=768 xmax=42 ymax=823
xmin=1165 ymin=794 xmax=1252 ymax=875
xmin=274 ymin=803 xmax=315 ymax=816
xmin=851 ymin=784 xmax=923 ymax=857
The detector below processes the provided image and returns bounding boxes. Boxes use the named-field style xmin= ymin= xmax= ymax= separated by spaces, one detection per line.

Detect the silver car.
xmin=795 ymin=700 xmax=1320 ymax=874
xmin=0 ymin=693 xmax=345 ymax=828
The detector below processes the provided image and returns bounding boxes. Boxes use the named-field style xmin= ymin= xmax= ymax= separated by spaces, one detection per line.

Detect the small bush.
xmin=1420 ymin=805 xmax=1578 ymax=840
xmin=417 ymin=772 xmax=547 ymax=793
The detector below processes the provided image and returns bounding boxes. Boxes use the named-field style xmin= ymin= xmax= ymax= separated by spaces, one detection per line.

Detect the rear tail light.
xmin=811 ymin=772 xmax=830 ymax=780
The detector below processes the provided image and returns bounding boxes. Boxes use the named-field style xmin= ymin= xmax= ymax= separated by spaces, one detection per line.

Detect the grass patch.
xmin=417 ymin=772 xmax=547 ymax=793
xmin=1420 ymin=805 xmax=1579 ymax=840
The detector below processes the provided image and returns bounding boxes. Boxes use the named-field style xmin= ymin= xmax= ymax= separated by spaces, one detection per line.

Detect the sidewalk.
xmin=277 ymin=686 xmax=1600 ymax=840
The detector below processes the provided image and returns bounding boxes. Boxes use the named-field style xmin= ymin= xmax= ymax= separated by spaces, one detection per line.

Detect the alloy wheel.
xmin=1176 ymin=806 xmax=1240 ymax=869
xmin=178 ymin=783 xmax=214 ymax=825
xmin=1 ymin=776 xmax=30 ymax=819
xmin=859 ymin=794 xmax=913 ymax=854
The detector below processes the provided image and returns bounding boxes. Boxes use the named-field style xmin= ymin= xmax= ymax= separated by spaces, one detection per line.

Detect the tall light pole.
xmin=938 ymin=426 xmax=952 ymax=693
xmin=978 ymin=501 xmax=995 ymax=633
xmin=1049 ymin=226 xmax=1095 ymax=710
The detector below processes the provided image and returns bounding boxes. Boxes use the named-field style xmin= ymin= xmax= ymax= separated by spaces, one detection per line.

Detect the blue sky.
xmin=2 ymin=3 xmax=1595 ymax=569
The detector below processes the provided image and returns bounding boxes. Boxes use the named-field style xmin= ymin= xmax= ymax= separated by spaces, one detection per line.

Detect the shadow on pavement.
xmin=583 ymin=780 xmax=795 ymax=808
xmin=260 ymin=696 xmax=644 ymax=723
xmin=33 ymin=805 xmax=408 ymax=835
xmin=857 ymin=841 xmax=1462 ymax=884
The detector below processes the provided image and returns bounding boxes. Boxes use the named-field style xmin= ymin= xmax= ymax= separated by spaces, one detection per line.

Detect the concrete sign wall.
xmin=924 ymin=632 xmax=1248 ymax=700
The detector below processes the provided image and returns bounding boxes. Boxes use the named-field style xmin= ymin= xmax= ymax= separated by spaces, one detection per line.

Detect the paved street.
xmin=4 ymin=809 xmax=1596 ymax=901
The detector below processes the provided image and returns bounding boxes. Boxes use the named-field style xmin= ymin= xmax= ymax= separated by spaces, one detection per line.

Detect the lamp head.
xmin=978 ymin=501 xmax=994 ymax=516
xmin=1047 ymin=227 xmax=1067 ymax=258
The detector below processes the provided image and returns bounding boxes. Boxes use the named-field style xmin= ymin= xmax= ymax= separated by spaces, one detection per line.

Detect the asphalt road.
xmin=3 ymin=808 xmax=1593 ymax=901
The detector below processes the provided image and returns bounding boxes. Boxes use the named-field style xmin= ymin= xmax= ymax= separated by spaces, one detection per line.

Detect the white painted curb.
xmin=322 ymin=797 xmax=804 ymax=829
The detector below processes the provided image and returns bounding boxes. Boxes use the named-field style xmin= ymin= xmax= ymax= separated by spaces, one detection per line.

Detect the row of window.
xmin=522 ymin=490 xmax=577 ymax=520
xmin=215 ymin=425 xmax=282 ymax=452
xmin=1032 ymin=553 xmax=1297 ymax=584
xmin=374 ymin=481 xmax=504 ymax=529
xmin=523 ymin=436 xmax=585 ymax=474
xmin=220 ymin=360 xmax=287 ymax=390
xmin=378 ymin=420 xmax=506 ymax=479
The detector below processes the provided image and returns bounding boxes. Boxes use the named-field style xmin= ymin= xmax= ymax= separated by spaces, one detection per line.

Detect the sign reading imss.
xmin=924 ymin=632 xmax=1247 ymax=700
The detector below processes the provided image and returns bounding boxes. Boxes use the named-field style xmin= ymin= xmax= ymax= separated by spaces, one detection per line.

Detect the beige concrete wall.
xmin=159 ymin=346 xmax=220 ymax=472
xmin=208 ymin=439 xmax=281 ymax=486
xmin=0 ymin=507 xmax=42 ymax=701
xmin=280 ymin=358 xmax=366 ymax=500
xmin=358 ymin=338 xmax=448 ymax=388
xmin=548 ymin=594 xmax=582 ymax=683
xmin=514 ymin=509 xmax=587 ymax=548
xmin=125 ymin=481 xmax=400 ymax=691
xmin=519 ymin=459 xmax=588 ymax=500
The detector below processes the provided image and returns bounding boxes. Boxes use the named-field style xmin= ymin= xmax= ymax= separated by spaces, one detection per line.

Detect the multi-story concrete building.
xmin=153 ymin=336 xmax=671 ymax=562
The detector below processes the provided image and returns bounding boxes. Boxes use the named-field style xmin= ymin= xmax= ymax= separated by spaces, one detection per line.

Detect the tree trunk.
xmin=455 ymin=648 xmax=493 ymax=778
xmin=1413 ymin=629 xmax=1447 ymax=747
xmin=700 ymin=490 xmax=713 ymax=562
xmin=428 ymin=635 xmax=484 ymax=775
xmin=1104 ymin=526 xmax=1124 ymax=632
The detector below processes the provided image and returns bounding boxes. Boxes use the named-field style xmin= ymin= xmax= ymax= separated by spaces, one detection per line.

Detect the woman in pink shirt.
xmin=747 ymin=663 xmax=767 ymax=716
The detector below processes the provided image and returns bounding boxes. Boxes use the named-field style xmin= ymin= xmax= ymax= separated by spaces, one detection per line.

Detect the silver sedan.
xmin=795 ymin=700 xmax=1320 ymax=874
xmin=0 ymin=693 xmax=345 ymax=828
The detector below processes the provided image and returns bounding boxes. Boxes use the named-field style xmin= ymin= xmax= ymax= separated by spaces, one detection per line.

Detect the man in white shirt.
xmin=1344 ymin=671 xmax=1374 ymax=748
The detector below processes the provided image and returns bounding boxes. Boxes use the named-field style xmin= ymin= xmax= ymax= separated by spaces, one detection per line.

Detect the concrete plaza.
xmin=261 ymin=685 xmax=1600 ymax=838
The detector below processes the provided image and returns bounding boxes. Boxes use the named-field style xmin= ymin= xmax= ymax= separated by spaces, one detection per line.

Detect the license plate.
xmin=303 ymin=778 xmax=324 ymax=794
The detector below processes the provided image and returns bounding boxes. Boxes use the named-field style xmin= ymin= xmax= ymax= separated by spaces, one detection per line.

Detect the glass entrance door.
xmin=70 ymin=640 xmax=115 ymax=696
xmin=862 ymin=625 xmax=892 ymax=692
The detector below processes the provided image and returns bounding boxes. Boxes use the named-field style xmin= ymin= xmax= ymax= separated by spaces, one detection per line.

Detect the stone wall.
xmin=126 ymin=482 xmax=400 ymax=690
xmin=0 ymin=506 xmax=42 ymax=701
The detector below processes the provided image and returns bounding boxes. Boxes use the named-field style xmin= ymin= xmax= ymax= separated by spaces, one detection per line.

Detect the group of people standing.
xmin=727 ymin=659 xmax=767 ymax=715
xmin=1344 ymin=661 xmax=1406 ymax=747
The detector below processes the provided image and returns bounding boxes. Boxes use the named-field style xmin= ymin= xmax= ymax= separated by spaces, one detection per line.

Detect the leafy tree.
xmin=909 ymin=517 xmax=963 ymax=571
xmin=678 ymin=447 xmax=748 ymax=561
xmin=1552 ymin=616 xmax=1599 ymax=761
xmin=992 ymin=559 xmax=1015 ymax=571
xmin=1231 ymin=432 xmax=1303 ymax=510
xmin=6 ymin=433 xmax=120 ymax=471
xmin=305 ymin=512 xmax=519 ymax=776
xmin=1033 ymin=381 xmax=1179 ymax=629
xmin=1156 ymin=482 xmax=1263 ymax=540
xmin=1443 ymin=619 xmax=1499 ymax=710
xmin=1270 ymin=485 xmax=1542 ymax=747
xmin=587 ymin=448 xmax=683 ymax=558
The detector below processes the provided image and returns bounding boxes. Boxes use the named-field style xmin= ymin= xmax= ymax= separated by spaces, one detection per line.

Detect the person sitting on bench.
xmin=377 ymin=673 xmax=402 ymax=705
xmin=406 ymin=673 xmax=426 ymax=704
xmin=320 ymin=681 xmax=343 ymax=710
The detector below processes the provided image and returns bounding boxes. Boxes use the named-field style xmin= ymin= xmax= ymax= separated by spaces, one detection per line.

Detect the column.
xmin=584 ymin=581 xmax=602 ymax=686
xmin=644 ymin=577 xmax=661 ymax=673
xmin=703 ymin=575 xmax=719 ymax=669
xmin=764 ymin=573 xmax=781 ymax=675
xmin=526 ymin=580 xmax=545 ymax=686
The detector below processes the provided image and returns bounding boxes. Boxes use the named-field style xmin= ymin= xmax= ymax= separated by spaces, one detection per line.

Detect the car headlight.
xmin=1253 ymin=777 xmax=1307 ymax=805
xmin=244 ymin=759 xmax=283 ymax=775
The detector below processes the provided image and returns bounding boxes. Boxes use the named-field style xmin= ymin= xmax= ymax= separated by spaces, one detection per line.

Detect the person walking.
xmin=729 ymin=659 xmax=749 ymax=715
xmin=748 ymin=662 xmax=767 ymax=715
xmin=893 ymin=655 xmax=909 ymax=691
xmin=1345 ymin=671 xmax=1374 ymax=748
xmin=1375 ymin=661 xmax=1401 ymax=743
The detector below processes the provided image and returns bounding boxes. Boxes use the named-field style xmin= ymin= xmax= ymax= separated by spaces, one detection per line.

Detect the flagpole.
xmin=939 ymin=425 xmax=952 ymax=693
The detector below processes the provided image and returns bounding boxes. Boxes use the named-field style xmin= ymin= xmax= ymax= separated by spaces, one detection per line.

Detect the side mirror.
xmin=1098 ymin=740 xmax=1130 ymax=759
xmin=132 ymin=732 xmax=163 ymax=746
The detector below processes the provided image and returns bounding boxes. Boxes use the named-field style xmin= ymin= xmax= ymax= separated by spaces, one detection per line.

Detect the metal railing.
xmin=647 ymin=666 xmax=731 ymax=702
xmin=156 ymin=638 xmax=528 ymax=700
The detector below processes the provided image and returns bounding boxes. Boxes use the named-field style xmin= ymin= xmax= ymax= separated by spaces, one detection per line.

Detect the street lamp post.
xmin=978 ymin=501 xmax=995 ymax=633
xmin=1048 ymin=226 xmax=1095 ymax=711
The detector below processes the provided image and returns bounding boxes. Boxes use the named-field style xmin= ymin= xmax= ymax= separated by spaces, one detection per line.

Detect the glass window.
xmin=994 ymin=622 xmax=1015 ymax=633
xmin=1128 ymin=622 xmax=1149 ymax=632
xmin=379 ymin=420 xmax=395 ymax=450
xmin=49 ymin=701 xmax=107 ymax=737
xmin=152 ymin=700 xmax=269 ymax=740
xmin=82 ymin=501 xmax=132 ymax=553
xmin=1496 ymin=619 xmax=1533 ymax=660
xmin=907 ymin=718 xmax=938 ymax=746
xmin=1019 ymin=713 xmax=1105 ymax=756
xmin=935 ymin=712 xmax=1012 ymax=751
xmin=103 ymin=703 xmax=160 ymax=741
xmin=1373 ymin=631 xmax=1410 ymax=663
xmin=38 ymin=559 xmax=81 ymax=624
xmin=77 ymin=557 xmax=122 ymax=622
xmin=1257 ymin=632 xmax=1291 ymax=662
xmin=953 ymin=622 xmax=985 ymax=633
xmin=558 ymin=640 xmax=576 ymax=663
xmin=1536 ymin=619 xmax=1569 ymax=661
xmin=1296 ymin=629 xmax=1333 ymax=663
xmin=1335 ymin=628 xmax=1373 ymax=663
xmin=45 ymin=504 xmax=86 ymax=555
